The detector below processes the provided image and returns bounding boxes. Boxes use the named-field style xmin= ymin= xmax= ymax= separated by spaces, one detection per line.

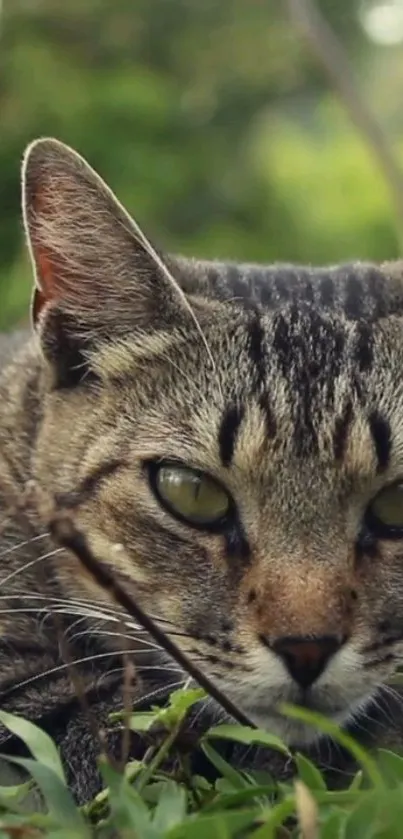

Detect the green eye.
xmin=368 ymin=482 xmax=403 ymax=536
xmin=151 ymin=463 xmax=231 ymax=528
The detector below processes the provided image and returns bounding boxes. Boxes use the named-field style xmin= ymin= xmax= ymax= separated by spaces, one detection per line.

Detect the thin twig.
xmin=287 ymin=0 xmax=403 ymax=248
xmin=49 ymin=511 xmax=256 ymax=730
xmin=119 ymin=648 xmax=136 ymax=770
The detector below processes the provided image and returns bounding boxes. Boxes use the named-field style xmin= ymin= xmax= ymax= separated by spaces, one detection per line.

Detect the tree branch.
xmin=287 ymin=0 xmax=403 ymax=248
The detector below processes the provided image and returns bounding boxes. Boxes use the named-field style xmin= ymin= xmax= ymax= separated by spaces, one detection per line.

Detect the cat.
xmin=1 ymin=137 xmax=403 ymax=802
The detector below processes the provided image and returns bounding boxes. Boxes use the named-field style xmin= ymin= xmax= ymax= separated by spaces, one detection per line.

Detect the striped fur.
xmin=1 ymin=139 xmax=403 ymax=799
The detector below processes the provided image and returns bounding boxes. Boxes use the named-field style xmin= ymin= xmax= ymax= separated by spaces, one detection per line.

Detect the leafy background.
xmin=1 ymin=0 xmax=403 ymax=329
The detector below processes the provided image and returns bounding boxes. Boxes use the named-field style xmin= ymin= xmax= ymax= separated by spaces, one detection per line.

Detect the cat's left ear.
xmin=22 ymin=138 xmax=191 ymax=381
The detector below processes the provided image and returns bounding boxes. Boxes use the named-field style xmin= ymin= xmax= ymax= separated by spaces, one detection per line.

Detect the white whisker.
xmin=68 ymin=627 xmax=163 ymax=651
xmin=5 ymin=649 xmax=182 ymax=696
xmin=63 ymin=614 xmax=96 ymax=642
xmin=0 ymin=532 xmax=49 ymax=560
xmin=0 ymin=606 xmax=122 ymax=623
xmin=130 ymin=679 xmax=186 ymax=710
xmin=96 ymin=664 xmax=125 ymax=689
xmin=0 ymin=593 xmax=176 ymax=633
xmin=0 ymin=548 xmax=63 ymax=587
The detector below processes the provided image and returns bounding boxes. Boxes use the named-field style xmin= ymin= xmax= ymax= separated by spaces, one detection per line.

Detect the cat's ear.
xmin=22 ymin=138 xmax=188 ymax=382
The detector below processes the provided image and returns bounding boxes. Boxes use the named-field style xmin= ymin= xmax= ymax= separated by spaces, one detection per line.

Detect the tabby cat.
xmin=2 ymin=138 xmax=403 ymax=801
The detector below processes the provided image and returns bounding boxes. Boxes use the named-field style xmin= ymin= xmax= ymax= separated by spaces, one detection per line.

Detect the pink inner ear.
xmin=32 ymin=223 xmax=63 ymax=322
xmin=32 ymin=183 xmax=60 ymax=286
xmin=32 ymin=286 xmax=49 ymax=324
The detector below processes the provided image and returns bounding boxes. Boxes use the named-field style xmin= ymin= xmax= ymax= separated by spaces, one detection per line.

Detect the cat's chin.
xmin=247 ymin=709 xmax=322 ymax=747
xmin=243 ymin=690 xmax=378 ymax=748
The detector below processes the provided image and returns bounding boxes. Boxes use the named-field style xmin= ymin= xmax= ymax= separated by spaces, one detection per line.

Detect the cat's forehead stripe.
xmin=368 ymin=411 xmax=391 ymax=474
xmin=332 ymin=402 xmax=354 ymax=463
xmin=354 ymin=322 xmax=374 ymax=372
xmin=218 ymin=404 xmax=245 ymax=467
xmin=199 ymin=260 xmax=403 ymax=322
xmin=246 ymin=308 xmax=266 ymax=390
xmin=345 ymin=275 xmax=365 ymax=319
xmin=319 ymin=275 xmax=335 ymax=307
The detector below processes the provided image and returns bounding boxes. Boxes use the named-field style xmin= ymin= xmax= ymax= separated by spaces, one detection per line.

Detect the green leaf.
xmin=343 ymin=792 xmax=380 ymax=839
xmin=203 ymin=784 xmax=278 ymax=812
xmin=213 ymin=778 xmax=235 ymax=794
xmin=166 ymin=687 xmax=206 ymax=715
xmin=44 ymin=831 xmax=90 ymax=839
xmin=0 ymin=756 xmax=86 ymax=831
xmin=242 ymin=770 xmax=276 ymax=788
xmin=249 ymin=798 xmax=296 ymax=838
xmin=319 ymin=810 xmax=348 ymax=839
xmin=295 ymin=753 xmax=327 ymax=791
xmin=205 ymin=724 xmax=290 ymax=756
xmin=348 ymin=770 xmax=364 ymax=791
xmin=127 ymin=712 xmax=159 ymax=732
xmin=201 ymin=742 xmax=250 ymax=790
xmin=139 ymin=780 xmax=175 ymax=806
xmin=100 ymin=757 xmax=159 ymax=838
xmin=190 ymin=775 xmax=212 ymax=792
xmin=98 ymin=756 xmax=124 ymax=799
xmin=0 ymin=778 xmax=33 ymax=805
xmin=377 ymin=749 xmax=403 ymax=786
xmin=127 ymin=687 xmax=206 ymax=734
xmin=167 ymin=808 xmax=259 ymax=839
xmin=0 ymin=768 xmax=42 ymax=816
xmin=0 ymin=711 xmax=66 ymax=784
xmin=152 ymin=780 xmax=187 ymax=831
xmin=313 ymin=789 xmax=365 ymax=807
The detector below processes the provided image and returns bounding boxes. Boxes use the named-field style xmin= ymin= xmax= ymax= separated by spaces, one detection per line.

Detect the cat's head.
xmin=22 ymin=138 xmax=403 ymax=745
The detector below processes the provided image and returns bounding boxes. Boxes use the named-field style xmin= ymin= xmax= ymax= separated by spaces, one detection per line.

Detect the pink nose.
xmin=271 ymin=635 xmax=342 ymax=689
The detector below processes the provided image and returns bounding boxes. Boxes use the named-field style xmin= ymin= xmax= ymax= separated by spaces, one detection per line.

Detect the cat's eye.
xmin=367 ymin=482 xmax=403 ymax=538
xmin=149 ymin=462 xmax=231 ymax=529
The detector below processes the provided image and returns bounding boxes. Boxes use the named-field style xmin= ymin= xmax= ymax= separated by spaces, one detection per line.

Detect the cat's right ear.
xmin=22 ymin=138 xmax=190 ymax=383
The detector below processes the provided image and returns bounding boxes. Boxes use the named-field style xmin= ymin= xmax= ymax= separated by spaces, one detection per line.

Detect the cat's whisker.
xmin=62 ymin=613 xmax=98 ymax=643
xmin=67 ymin=626 xmax=164 ymax=652
xmin=9 ymin=591 xmax=181 ymax=637
xmin=0 ymin=532 xmax=49 ymax=560
xmin=0 ymin=548 xmax=63 ymax=587
xmin=165 ymin=630 xmax=198 ymax=641
xmin=0 ymin=592 xmax=121 ymax=610
xmin=377 ymin=684 xmax=403 ymax=729
xmin=0 ymin=592 xmax=177 ymax=638
xmin=0 ymin=590 xmax=129 ymax=617
xmin=0 ymin=607 xmax=127 ymax=624
xmin=124 ymin=614 xmax=180 ymax=631
xmin=0 ymin=597 xmax=135 ymax=631
xmin=4 ymin=650 xmax=183 ymax=696
xmin=383 ymin=684 xmax=403 ymax=705
xmin=129 ymin=679 xmax=187 ymax=711
xmin=51 ymin=606 xmax=129 ymax=624
xmin=189 ymin=695 xmax=210 ymax=729
xmin=95 ymin=664 xmax=125 ymax=689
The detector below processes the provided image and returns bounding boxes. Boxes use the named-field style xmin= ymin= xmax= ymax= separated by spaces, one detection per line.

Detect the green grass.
xmin=0 ymin=688 xmax=403 ymax=838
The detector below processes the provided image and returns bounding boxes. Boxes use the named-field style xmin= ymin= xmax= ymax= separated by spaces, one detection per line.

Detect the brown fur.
xmin=2 ymin=139 xmax=403 ymax=800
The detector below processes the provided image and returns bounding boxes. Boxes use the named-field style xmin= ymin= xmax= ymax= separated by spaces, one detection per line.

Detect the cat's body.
xmin=2 ymin=139 xmax=403 ymax=801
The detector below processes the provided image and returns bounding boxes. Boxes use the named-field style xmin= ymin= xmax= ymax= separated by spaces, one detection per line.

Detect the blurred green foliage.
xmin=1 ymin=0 xmax=402 ymax=330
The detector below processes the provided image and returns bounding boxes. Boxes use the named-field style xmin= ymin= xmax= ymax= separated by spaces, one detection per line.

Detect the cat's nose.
xmin=271 ymin=635 xmax=342 ymax=689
